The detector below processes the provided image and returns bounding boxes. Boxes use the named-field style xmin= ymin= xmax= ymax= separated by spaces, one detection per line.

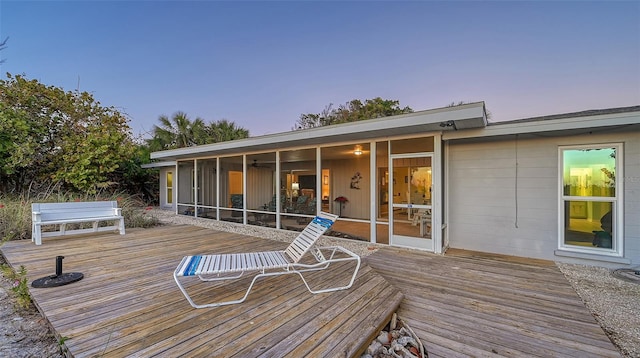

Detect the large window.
xmin=220 ymin=156 xmax=244 ymax=222
xmin=559 ymin=144 xmax=622 ymax=255
xmin=246 ymin=152 xmax=277 ymax=227
xmin=279 ymin=148 xmax=317 ymax=229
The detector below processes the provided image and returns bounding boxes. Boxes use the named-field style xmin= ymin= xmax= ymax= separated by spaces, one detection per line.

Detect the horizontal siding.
xmin=447 ymin=130 xmax=640 ymax=266
xmin=622 ymin=132 xmax=640 ymax=263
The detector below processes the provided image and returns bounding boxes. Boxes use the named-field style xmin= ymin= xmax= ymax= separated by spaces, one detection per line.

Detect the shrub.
xmin=0 ymin=264 xmax=32 ymax=309
xmin=0 ymin=191 xmax=160 ymax=242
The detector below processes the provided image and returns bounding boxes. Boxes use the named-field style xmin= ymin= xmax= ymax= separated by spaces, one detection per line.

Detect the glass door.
xmin=390 ymin=154 xmax=433 ymax=250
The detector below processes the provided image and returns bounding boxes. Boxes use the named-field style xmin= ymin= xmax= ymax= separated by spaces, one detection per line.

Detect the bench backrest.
xmin=32 ymin=201 xmax=120 ymax=221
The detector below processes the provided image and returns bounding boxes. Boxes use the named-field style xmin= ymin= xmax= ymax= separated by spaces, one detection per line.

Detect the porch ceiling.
xmin=150 ymin=102 xmax=487 ymax=161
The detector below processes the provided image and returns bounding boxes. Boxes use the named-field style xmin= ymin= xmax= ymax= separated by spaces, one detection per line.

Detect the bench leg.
xmin=118 ymin=218 xmax=125 ymax=235
xmin=93 ymin=221 xmax=99 ymax=232
xmin=60 ymin=223 xmax=66 ymax=236
xmin=33 ymin=224 xmax=42 ymax=245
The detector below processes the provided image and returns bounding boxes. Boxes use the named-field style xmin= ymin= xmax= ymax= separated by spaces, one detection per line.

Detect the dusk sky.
xmin=1 ymin=1 xmax=638 ymax=138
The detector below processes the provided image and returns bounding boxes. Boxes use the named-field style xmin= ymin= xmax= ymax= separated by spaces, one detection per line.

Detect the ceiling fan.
xmin=251 ymin=159 xmax=271 ymax=169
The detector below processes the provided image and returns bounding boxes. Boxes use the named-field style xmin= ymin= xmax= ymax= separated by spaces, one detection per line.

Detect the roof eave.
xmin=443 ymin=106 xmax=640 ymax=140
xmin=150 ymin=102 xmax=487 ymax=161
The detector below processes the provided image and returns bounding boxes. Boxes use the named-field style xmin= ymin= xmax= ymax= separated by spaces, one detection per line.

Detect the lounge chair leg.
xmin=174 ymin=272 xmax=263 ymax=309
xmin=295 ymin=256 xmax=361 ymax=294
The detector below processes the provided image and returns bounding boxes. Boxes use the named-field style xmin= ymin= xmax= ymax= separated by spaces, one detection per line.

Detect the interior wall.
xmin=177 ymin=162 xmax=194 ymax=204
xmin=246 ymin=167 xmax=274 ymax=209
xmin=326 ymin=157 xmax=370 ymax=219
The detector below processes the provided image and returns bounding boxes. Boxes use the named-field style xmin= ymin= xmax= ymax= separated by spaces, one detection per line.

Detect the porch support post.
xmin=433 ymin=133 xmax=443 ymax=254
xmin=194 ymin=159 xmax=199 ymax=217
xmin=275 ymin=151 xmax=281 ymax=229
xmin=316 ymin=147 xmax=322 ymax=215
xmin=216 ymin=157 xmax=220 ymax=220
xmin=242 ymin=155 xmax=247 ymax=225
xmin=174 ymin=162 xmax=179 ymax=215
xmin=370 ymin=141 xmax=377 ymax=243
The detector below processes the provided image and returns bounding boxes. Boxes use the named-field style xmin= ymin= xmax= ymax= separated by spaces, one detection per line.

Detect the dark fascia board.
xmin=150 ymin=102 xmax=487 ymax=161
xmin=443 ymin=105 xmax=640 ymax=141
xmin=141 ymin=161 xmax=176 ymax=169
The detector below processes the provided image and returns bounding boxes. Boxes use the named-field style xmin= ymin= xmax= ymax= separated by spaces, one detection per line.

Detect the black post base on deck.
xmin=31 ymin=256 xmax=84 ymax=288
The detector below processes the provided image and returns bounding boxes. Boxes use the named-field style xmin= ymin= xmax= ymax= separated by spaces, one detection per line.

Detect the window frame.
xmin=557 ymin=143 xmax=624 ymax=257
xmin=166 ymin=171 xmax=173 ymax=206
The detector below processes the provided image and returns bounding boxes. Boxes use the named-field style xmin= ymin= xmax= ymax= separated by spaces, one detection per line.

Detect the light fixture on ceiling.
xmin=353 ymin=145 xmax=363 ymax=156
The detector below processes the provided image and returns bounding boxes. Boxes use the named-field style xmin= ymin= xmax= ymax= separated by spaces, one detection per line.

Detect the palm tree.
xmin=150 ymin=112 xmax=206 ymax=149
xmin=206 ymin=119 xmax=249 ymax=143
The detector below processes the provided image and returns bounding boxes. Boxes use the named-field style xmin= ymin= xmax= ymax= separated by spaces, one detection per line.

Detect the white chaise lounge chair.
xmin=174 ymin=212 xmax=360 ymax=308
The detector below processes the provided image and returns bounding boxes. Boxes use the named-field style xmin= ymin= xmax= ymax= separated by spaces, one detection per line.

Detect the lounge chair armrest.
xmin=315 ymin=246 xmax=361 ymax=260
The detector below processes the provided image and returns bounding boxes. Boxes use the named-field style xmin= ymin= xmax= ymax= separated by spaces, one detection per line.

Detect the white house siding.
xmin=625 ymin=132 xmax=640 ymax=265
xmin=446 ymin=130 xmax=640 ymax=267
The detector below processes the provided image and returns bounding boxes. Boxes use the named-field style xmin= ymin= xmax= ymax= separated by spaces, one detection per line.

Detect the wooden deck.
xmin=365 ymin=247 xmax=621 ymax=357
xmin=1 ymin=225 xmax=621 ymax=357
xmin=0 ymin=226 xmax=402 ymax=357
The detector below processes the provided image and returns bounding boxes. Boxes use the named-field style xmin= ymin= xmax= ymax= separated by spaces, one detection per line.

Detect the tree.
xmin=148 ymin=114 xmax=249 ymax=150
xmin=293 ymin=97 xmax=413 ymax=130
xmin=0 ymin=73 xmax=132 ymax=194
xmin=0 ymin=37 xmax=7 ymax=64
xmin=111 ymin=140 xmax=158 ymax=204
xmin=205 ymin=119 xmax=249 ymax=143
xmin=149 ymin=112 xmax=207 ymax=150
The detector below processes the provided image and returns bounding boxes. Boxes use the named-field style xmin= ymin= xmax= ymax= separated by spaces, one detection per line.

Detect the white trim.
xmin=370 ymin=141 xmax=377 ymax=243
xmin=433 ymin=133 xmax=442 ymax=254
xmin=174 ymin=162 xmax=179 ymax=215
xmin=557 ymin=143 xmax=624 ymax=258
xmin=445 ymin=110 xmax=640 ymax=140
xmin=275 ymin=151 xmax=281 ymax=229
xmin=389 ymin=151 xmax=435 ymax=251
xmin=164 ymin=170 xmax=174 ymax=208
xmin=242 ymin=155 xmax=247 ymax=225
xmin=443 ymin=140 xmax=450 ymax=251
xmin=151 ymin=103 xmax=486 ymax=161
xmin=216 ymin=157 xmax=220 ymax=220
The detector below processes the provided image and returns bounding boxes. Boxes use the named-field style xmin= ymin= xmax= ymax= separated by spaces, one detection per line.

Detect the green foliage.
xmin=293 ymin=97 xmax=413 ymax=130
xmin=58 ymin=336 xmax=70 ymax=355
xmin=149 ymin=112 xmax=250 ymax=151
xmin=0 ymin=195 xmax=32 ymax=241
xmin=0 ymin=73 xmax=133 ymax=194
xmin=0 ymin=264 xmax=32 ymax=310
xmin=112 ymin=143 xmax=159 ymax=204
xmin=0 ymin=192 xmax=159 ymax=242
xmin=205 ymin=119 xmax=250 ymax=143
xmin=150 ymin=112 xmax=206 ymax=150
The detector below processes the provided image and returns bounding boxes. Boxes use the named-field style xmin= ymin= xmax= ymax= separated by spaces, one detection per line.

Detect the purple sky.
xmin=2 ymin=1 xmax=639 ymax=138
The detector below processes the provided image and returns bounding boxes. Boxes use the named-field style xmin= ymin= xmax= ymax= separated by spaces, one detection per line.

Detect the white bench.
xmin=31 ymin=201 xmax=125 ymax=245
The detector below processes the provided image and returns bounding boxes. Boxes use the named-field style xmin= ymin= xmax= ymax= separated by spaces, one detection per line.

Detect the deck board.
xmin=365 ymin=246 xmax=620 ymax=357
xmin=1 ymin=226 xmax=400 ymax=358
xmin=1 ymin=225 xmax=621 ymax=357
